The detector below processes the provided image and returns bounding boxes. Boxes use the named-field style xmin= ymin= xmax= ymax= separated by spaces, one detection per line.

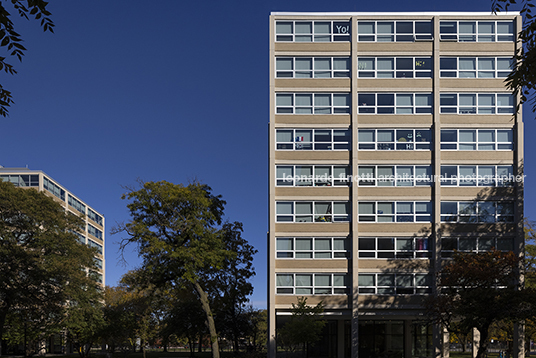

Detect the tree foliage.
xmin=115 ymin=180 xmax=255 ymax=358
xmin=0 ymin=180 xmax=101 ymax=355
xmin=426 ymin=250 xmax=535 ymax=358
xmin=0 ymin=0 xmax=54 ymax=116
xmin=277 ymin=297 xmax=326 ymax=358
xmin=492 ymin=0 xmax=536 ymax=112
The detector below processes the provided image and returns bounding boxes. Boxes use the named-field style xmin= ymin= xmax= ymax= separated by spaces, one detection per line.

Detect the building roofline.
xmin=270 ymin=11 xmax=520 ymax=16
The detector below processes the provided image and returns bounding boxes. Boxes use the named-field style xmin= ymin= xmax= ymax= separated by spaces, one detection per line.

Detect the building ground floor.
xmin=275 ymin=311 xmax=434 ymax=358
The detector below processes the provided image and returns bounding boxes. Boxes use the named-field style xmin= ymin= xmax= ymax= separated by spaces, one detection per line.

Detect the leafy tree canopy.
xmin=0 ymin=0 xmax=54 ymax=116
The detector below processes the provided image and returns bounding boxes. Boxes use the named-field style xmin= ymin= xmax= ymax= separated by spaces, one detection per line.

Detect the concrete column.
xmin=514 ymin=323 xmax=525 ymax=358
xmin=338 ymin=320 xmax=345 ymax=358
xmin=434 ymin=324 xmax=442 ymax=358
xmin=472 ymin=328 xmax=480 ymax=358
xmin=442 ymin=326 xmax=450 ymax=358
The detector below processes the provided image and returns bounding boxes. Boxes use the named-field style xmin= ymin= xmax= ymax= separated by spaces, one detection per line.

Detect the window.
xmin=88 ymin=208 xmax=103 ymax=226
xmin=358 ymin=237 xmax=431 ymax=259
xmin=90 ymin=271 xmax=103 ymax=284
xmin=276 ymin=201 xmax=350 ymax=223
xmin=276 ymin=273 xmax=349 ymax=294
xmin=440 ymin=57 xmax=513 ymax=78
xmin=88 ymin=239 xmax=103 ymax=255
xmin=358 ymin=201 xmax=432 ymax=223
xmin=358 ymin=165 xmax=432 ymax=187
xmin=275 ymin=20 xmax=350 ymax=42
xmin=276 ymin=57 xmax=350 ymax=78
xmin=441 ymin=237 xmax=514 ymax=257
xmin=88 ymin=224 xmax=103 ymax=240
xmin=0 ymin=174 xmax=39 ymax=187
xmin=439 ymin=20 xmax=514 ymax=42
xmin=358 ymin=129 xmax=432 ymax=150
xmin=358 ymin=93 xmax=432 ymax=114
xmin=440 ymin=165 xmax=514 ymax=186
xmin=71 ymin=230 xmax=86 ymax=244
xmin=440 ymin=201 xmax=514 ymax=223
xmin=357 ymin=57 xmax=432 ymax=78
xmin=357 ymin=20 xmax=433 ymax=42
xmin=276 ymin=129 xmax=350 ymax=150
xmin=68 ymin=195 xmax=86 ymax=215
xmin=358 ymin=273 xmax=432 ymax=295
xmin=276 ymin=93 xmax=351 ymax=114
xmin=440 ymin=129 xmax=513 ymax=150
xmin=43 ymin=176 xmax=65 ymax=201
xmin=94 ymin=257 xmax=103 ymax=269
xmin=276 ymin=165 xmax=350 ymax=186
xmin=276 ymin=237 xmax=350 ymax=259
xmin=440 ymin=93 xmax=514 ymax=114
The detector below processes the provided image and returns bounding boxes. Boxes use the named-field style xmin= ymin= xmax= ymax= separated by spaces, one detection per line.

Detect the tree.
xmin=0 ymin=1 xmax=54 ymax=116
xmin=115 ymin=180 xmax=250 ymax=358
xmin=492 ymin=0 xmax=536 ymax=112
xmin=208 ymin=222 xmax=257 ymax=356
xmin=0 ymin=181 xmax=100 ymax=355
xmin=277 ymin=297 xmax=326 ymax=358
xmin=426 ymin=250 xmax=535 ymax=358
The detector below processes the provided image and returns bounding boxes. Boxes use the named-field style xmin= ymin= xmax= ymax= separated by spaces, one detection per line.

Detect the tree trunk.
xmin=0 ymin=308 xmax=7 ymax=357
xmin=476 ymin=325 xmax=491 ymax=358
xmin=193 ymin=281 xmax=220 ymax=358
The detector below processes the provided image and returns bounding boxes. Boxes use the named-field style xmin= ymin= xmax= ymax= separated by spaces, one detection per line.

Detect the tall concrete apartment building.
xmin=0 ymin=167 xmax=105 ymax=286
xmin=268 ymin=12 xmax=523 ymax=358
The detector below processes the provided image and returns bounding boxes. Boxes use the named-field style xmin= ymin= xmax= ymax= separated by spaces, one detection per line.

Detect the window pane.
xmin=377 ymin=58 xmax=394 ymax=70
xmin=459 ymin=58 xmax=476 ymax=70
xmin=296 ymin=238 xmax=312 ymax=250
xmin=276 ymin=274 xmax=293 ymax=286
xmin=358 ymin=22 xmax=375 ymax=34
xmin=276 ymin=22 xmax=293 ymax=34
xmin=315 ymin=238 xmax=331 ymax=250
xmin=359 ymin=274 xmax=375 ymax=286
xmin=277 ymin=238 xmax=293 ymax=250
xmin=315 ymin=275 xmax=331 ymax=286
xmin=276 ymin=202 xmax=293 ymax=214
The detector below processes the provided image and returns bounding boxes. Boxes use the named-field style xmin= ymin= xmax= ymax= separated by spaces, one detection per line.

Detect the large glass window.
xmin=357 ymin=57 xmax=432 ymax=78
xmin=88 ymin=224 xmax=103 ymax=240
xmin=43 ymin=176 xmax=65 ymax=201
xmin=276 ymin=273 xmax=349 ymax=294
xmin=357 ymin=20 xmax=433 ymax=42
xmin=440 ymin=93 xmax=514 ymax=114
xmin=275 ymin=20 xmax=350 ymax=42
xmin=276 ymin=57 xmax=350 ymax=78
xmin=440 ymin=201 xmax=514 ymax=223
xmin=358 ymin=237 xmax=431 ymax=259
xmin=440 ymin=165 xmax=514 ymax=186
xmin=440 ymin=129 xmax=513 ymax=150
xmin=440 ymin=57 xmax=513 ymax=78
xmin=358 ymin=273 xmax=432 ymax=294
xmin=68 ymin=195 xmax=86 ymax=215
xmin=441 ymin=236 xmax=514 ymax=257
xmin=276 ymin=129 xmax=350 ymax=150
xmin=0 ymin=174 xmax=39 ymax=187
xmin=439 ymin=20 xmax=514 ymax=42
xmin=358 ymin=129 xmax=432 ymax=150
xmin=276 ymin=201 xmax=350 ymax=223
xmin=358 ymin=201 xmax=432 ymax=223
xmin=358 ymin=93 xmax=432 ymax=114
xmin=276 ymin=165 xmax=350 ymax=186
xmin=276 ymin=93 xmax=351 ymax=114
xmin=276 ymin=237 xmax=350 ymax=259
xmin=358 ymin=165 xmax=432 ymax=187
xmin=88 ymin=208 xmax=103 ymax=226
xmin=88 ymin=239 xmax=103 ymax=255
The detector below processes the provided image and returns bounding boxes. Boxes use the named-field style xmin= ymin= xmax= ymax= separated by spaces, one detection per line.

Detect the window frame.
xmin=358 ymin=201 xmax=433 ymax=223
xmin=439 ymin=20 xmax=514 ymax=42
xmin=276 ymin=93 xmax=351 ymax=114
xmin=441 ymin=236 xmax=514 ymax=257
xmin=275 ymin=20 xmax=351 ymax=42
xmin=276 ymin=128 xmax=351 ymax=151
xmin=358 ymin=129 xmax=432 ymax=151
xmin=440 ymin=129 xmax=514 ymax=151
xmin=276 ymin=237 xmax=351 ymax=259
xmin=276 ymin=164 xmax=351 ymax=187
xmin=358 ymin=237 xmax=431 ymax=259
xmin=276 ymin=273 xmax=349 ymax=295
xmin=358 ymin=273 xmax=432 ymax=295
xmin=358 ymin=165 xmax=432 ymax=187
xmin=440 ymin=165 xmax=514 ymax=187
xmin=357 ymin=93 xmax=433 ymax=114
xmin=357 ymin=57 xmax=433 ymax=78
xmin=276 ymin=201 xmax=351 ymax=223
xmin=357 ymin=20 xmax=433 ymax=42
xmin=439 ymin=57 xmax=513 ymax=78
xmin=439 ymin=93 xmax=515 ymax=114
xmin=276 ymin=57 xmax=351 ymax=78
xmin=440 ymin=201 xmax=515 ymax=223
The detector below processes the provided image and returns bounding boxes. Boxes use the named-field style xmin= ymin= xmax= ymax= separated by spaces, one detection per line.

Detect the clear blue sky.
xmin=0 ymin=0 xmax=533 ymax=309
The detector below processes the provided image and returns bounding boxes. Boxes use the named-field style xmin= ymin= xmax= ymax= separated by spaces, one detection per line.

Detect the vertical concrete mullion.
xmin=351 ymin=14 xmax=360 ymax=358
